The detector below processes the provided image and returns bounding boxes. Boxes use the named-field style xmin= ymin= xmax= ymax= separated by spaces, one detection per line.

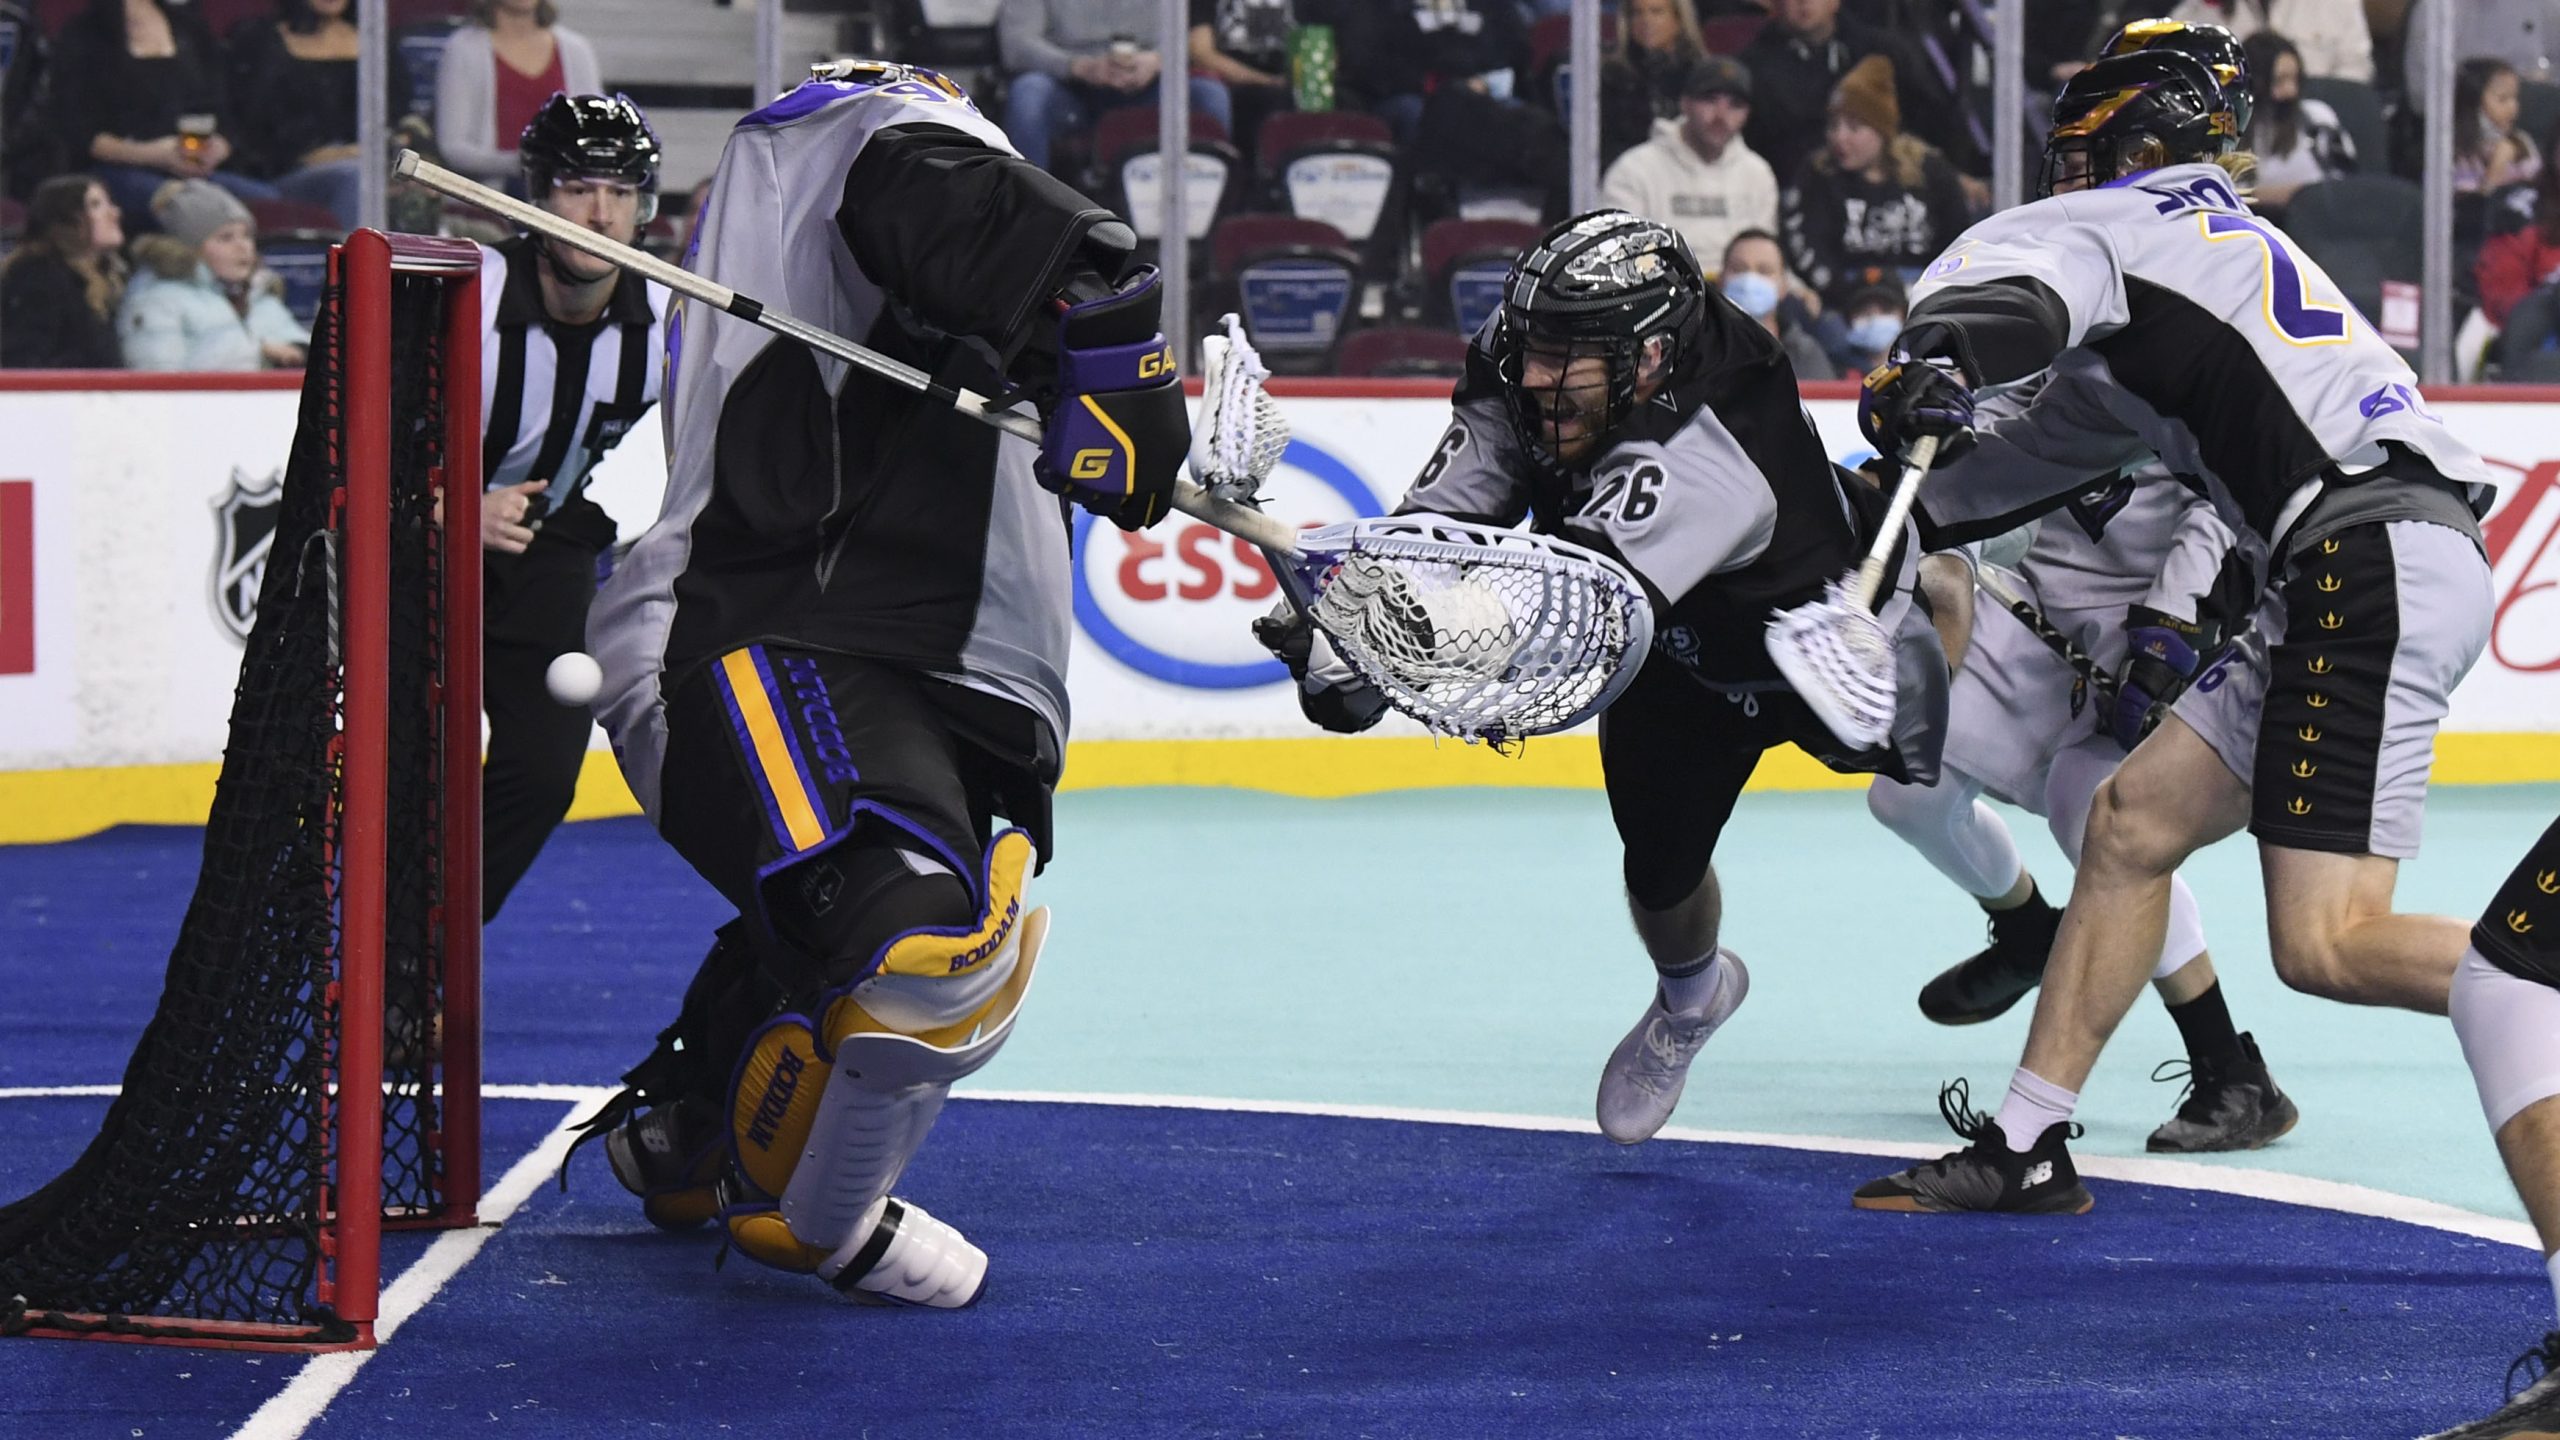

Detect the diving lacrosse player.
xmin=573 ymin=60 xmax=1189 ymax=1305
xmin=1849 ymin=48 xmax=2498 ymax=1214
xmin=1863 ymin=440 xmax=2303 ymax=1153
xmin=1261 ymin=210 xmax=1961 ymax=1145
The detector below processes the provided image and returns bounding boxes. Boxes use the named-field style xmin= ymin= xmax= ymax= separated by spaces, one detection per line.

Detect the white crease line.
xmin=958 ymin=1086 xmax=2545 ymax=1251
xmin=228 ymin=1088 xmax=612 ymax=1440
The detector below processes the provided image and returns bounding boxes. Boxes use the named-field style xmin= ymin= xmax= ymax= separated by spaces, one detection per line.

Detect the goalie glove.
xmin=1037 ymin=266 xmax=1188 ymax=531
xmin=2105 ymin=605 xmax=2214 ymax=751
xmin=1254 ymin=600 xmax=1389 ymax=734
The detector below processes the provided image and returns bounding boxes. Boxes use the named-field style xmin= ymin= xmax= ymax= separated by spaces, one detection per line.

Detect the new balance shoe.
xmin=1917 ymin=892 xmax=2061 ymax=1026
xmin=1852 ymin=1079 xmax=2095 ymax=1214
xmin=2420 ymin=1332 xmax=2560 ymax=1439
xmin=605 ymin=1095 xmax=726 ymax=1230
xmin=2144 ymin=1032 xmax=2300 ymax=1153
xmin=1595 ymin=955 xmax=1751 ymax=1145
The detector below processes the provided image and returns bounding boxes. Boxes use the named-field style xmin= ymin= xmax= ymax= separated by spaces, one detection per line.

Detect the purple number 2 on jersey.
xmin=2197 ymin=212 xmax=2352 ymax=346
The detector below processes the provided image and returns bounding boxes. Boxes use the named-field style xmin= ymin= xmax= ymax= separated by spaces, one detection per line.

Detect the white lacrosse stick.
xmin=1764 ymin=434 xmax=1940 ymax=750
xmin=397 ymin=154 xmax=1652 ymax=740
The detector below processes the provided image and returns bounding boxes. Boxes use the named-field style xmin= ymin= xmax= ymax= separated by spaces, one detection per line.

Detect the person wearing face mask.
xmin=1716 ymin=227 xmax=1830 ymax=378
xmin=2238 ymin=29 xmax=2353 ymax=216
xmin=1601 ymin=58 xmax=1779 ymax=272
xmin=1830 ymin=280 xmax=1907 ymax=377
xmin=119 ymin=179 xmax=307 ymax=370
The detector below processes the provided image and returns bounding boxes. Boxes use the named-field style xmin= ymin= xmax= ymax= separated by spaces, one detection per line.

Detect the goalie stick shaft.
xmin=393 ymin=150 xmax=1302 ymax=555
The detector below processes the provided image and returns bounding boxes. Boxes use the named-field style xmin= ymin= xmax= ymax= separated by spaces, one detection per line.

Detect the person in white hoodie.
xmin=1599 ymin=55 xmax=1778 ymax=270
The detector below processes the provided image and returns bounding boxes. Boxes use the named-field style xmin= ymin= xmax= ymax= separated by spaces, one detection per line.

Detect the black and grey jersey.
xmin=1902 ymin=163 xmax=2496 ymax=576
xmin=476 ymin=235 xmax=666 ymax=549
xmin=1400 ymin=316 xmax=1883 ymax=690
xmin=588 ymin=74 xmax=1124 ymax=816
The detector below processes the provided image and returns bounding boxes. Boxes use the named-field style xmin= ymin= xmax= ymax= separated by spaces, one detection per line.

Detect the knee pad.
xmin=722 ymin=830 xmax=1049 ymax=1267
xmin=2451 ymin=948 xmax=2560 ymax=1133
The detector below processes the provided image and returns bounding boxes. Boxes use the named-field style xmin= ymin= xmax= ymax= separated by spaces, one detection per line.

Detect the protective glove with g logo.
xmin=1037 ymin=266 xmax=1188 ymax=531
xmin=2106 ymin=605 xmax=2214 ymax=750
xmin=1253 ymin=600 xmax=1389 ymax=734
xmin=1857 ymin=351 xmax=1977 ymax=463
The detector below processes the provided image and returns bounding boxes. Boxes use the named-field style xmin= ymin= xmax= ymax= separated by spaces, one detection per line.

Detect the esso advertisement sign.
xmin=1074 ymin=437 xmax=1382 ymax=689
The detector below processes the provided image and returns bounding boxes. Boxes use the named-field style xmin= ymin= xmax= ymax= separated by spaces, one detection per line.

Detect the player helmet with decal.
xmin=520 ymin=93 xmax=664 ymax=222
xmin=2101 ymin=17 xmax=2254 ymax=135
xmin=2040 ymin=49 xmax=2234 ymax=199
xmin=1491 ymin=210 xmax=1706 ymax=468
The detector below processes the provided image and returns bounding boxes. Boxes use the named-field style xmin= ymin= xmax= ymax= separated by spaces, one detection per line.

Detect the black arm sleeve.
xmin=836 ymin=123 xmax=1131 ymax=364
xmin=1899 ymin=275 xmax=2073 ymax=387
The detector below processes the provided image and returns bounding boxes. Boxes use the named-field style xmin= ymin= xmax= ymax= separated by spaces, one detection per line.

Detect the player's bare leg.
xmin=2262 ymin=846 xmax=2468 ymax=1014
xmin=1597 ymin=867 xmax=1750 ymax=1145
xmin=1856 ymin=716 xmax=2247 ymax=1212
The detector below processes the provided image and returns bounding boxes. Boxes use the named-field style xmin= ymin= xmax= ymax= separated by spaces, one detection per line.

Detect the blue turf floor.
xmin=4 ymin=784 xmax=2557 ymax=1437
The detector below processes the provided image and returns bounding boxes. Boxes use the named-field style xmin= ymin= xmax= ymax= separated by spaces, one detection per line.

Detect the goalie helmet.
xmin=1491 ymin=210 xmax=1706 ymax=468
xmin=2100 ymin=17 xmax=2253 ymax=135
xmin=520 ymin=93 xmax=664 ymax=221
xmin=2040 ymin=49 xmax=2233 ymax=199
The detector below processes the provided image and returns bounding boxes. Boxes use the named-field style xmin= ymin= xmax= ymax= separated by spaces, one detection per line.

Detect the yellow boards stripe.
xmin=719 ymin=649 xmax=827 ymax=852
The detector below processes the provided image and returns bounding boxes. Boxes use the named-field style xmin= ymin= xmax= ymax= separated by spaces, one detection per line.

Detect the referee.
xmin=476 ymin=92 xmax=667 ymax=920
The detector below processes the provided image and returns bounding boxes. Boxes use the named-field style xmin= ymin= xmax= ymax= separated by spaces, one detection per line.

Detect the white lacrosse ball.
xmin=546 ymin=650 xmax=603 ymax=706
xmin=1419 ymin=580 xmax=1519 ymax=679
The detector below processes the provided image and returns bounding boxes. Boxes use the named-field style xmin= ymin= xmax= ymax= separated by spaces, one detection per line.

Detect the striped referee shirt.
xmin=475 ymin=235 xmax=667 ymax=540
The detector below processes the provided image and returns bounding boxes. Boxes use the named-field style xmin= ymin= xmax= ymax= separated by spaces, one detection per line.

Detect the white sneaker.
xmin=1595 ymin=954 xmax=1750 ymax=1145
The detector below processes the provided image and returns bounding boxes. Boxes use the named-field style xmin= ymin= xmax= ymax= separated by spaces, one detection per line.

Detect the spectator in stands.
xmin=120 ymin=180 xmax=306 ymax=371
xmin=0 ymin=175 xmax=127 ymax=369
xmin=1188 ymin=0 xmax=1296 ymax=156
xmin=1571 ymin=0 xmax=1709 ymax=165
xmin=433 ymin=0 xmax=603 ymax=189
xmin=2475 ymin=117 xmax=2560 ymax=331
xmin=2242 ymin=31 xmax=2356 ymax=215
xmin=1600 ymin=57 xmax=1777 ymax=268
xmin=1738 ymin=0 xmax=1965 ymax=189
xmin=2168 ymin=0 xmax=2374 ymax=82
xmin=229 ymin=0 xmax=416 ymax=230
xmin=2403 ymin=0 xmax=2560 ymax=105
xmin=2456 ymin=57 xmax=2539 ymax=195
xmin=1717 ymin=227 xmax=1831 ymax=379
xmin=999 ymin=0 xmax=1234 ymax=174
xmin=1825 ymin=278 xmax=1905 ymax=377
xmin=46 ymin=0 xmax=281 ymax=225
xmin=1345 ymin=0 xmax=1568 ymax=219
xmin=1779 ymin=55 xmax=1969 ymax=310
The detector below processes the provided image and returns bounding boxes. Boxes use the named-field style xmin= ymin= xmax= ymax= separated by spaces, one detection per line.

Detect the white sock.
xmin=1993 ymin=1067 xmax=2079 ymax=1154
xmin=1658 ymin=949 xmax=1729 ymax=1013
xmin=2546 ymin=1249 xmax=2560 ymax=1327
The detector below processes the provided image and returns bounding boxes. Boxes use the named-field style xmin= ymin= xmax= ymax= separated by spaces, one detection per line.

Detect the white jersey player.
xmin=1866 ymin=416 xmax=2298 ymax=1153
xmin=1845 ymin=48 xmax=2499 ymax=1219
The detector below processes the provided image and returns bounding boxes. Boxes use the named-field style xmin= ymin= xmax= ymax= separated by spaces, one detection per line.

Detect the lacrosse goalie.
xmin=1260 ymin=210 xmax=1965 ymax=1145
xmin=571 ymin=60 xmax=1189 ymax=1306
xmin=1849 ymin=48 xmax=2498 ymax=1215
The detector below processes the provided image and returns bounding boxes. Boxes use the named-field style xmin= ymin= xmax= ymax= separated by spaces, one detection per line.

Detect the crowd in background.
xmin=6 ymin=0 xmax=2560 ymax=378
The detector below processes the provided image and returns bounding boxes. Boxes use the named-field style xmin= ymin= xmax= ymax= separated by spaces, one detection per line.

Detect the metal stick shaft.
xmin=1850 ymin=434 xmax=1939 ymax=607
xmin=391 ymin=149 xmax=1300 ymax=553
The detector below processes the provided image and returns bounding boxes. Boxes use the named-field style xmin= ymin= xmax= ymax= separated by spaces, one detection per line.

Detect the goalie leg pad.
xmin=781 ymin=901 xmax=1051 ymax=1255
xmin=819 ymin=1197 xmax=989 ymax=1309
xmin=728 ymin=1013 xmax=829 ymax=1201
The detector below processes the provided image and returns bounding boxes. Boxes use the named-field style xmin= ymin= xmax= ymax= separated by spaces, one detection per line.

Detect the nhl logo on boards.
xmin=211 ymin=467 xmax=285 ymax=643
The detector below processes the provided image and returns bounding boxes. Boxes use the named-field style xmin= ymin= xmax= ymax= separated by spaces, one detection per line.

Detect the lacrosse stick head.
xmin=1280 ymin=515 xmax=1655 ymax=745
xmin=1191 ymin=313 xmax=1289 ymax=505
xmin=1765 ymin=578 xmax=1896 ymax=751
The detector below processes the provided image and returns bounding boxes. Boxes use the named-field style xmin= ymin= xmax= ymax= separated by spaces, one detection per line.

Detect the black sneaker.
xmin=604 ymin=1096 xmax=726 ymax=1231
xmin=1917 ymin=894 xmax=2061 ymax=1026
xmin=2145 ymin=1032 xmax=2301 ymax=1153
xmin=2420 ymin=1333 xmax=2560 ymax=1439
xmin=1853 ymin=1080 xmax=2095 ymax=1214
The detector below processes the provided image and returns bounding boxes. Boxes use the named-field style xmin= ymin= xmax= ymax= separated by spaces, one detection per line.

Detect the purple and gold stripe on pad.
xmin=714 ymin=646 xmax=829 ymax=854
